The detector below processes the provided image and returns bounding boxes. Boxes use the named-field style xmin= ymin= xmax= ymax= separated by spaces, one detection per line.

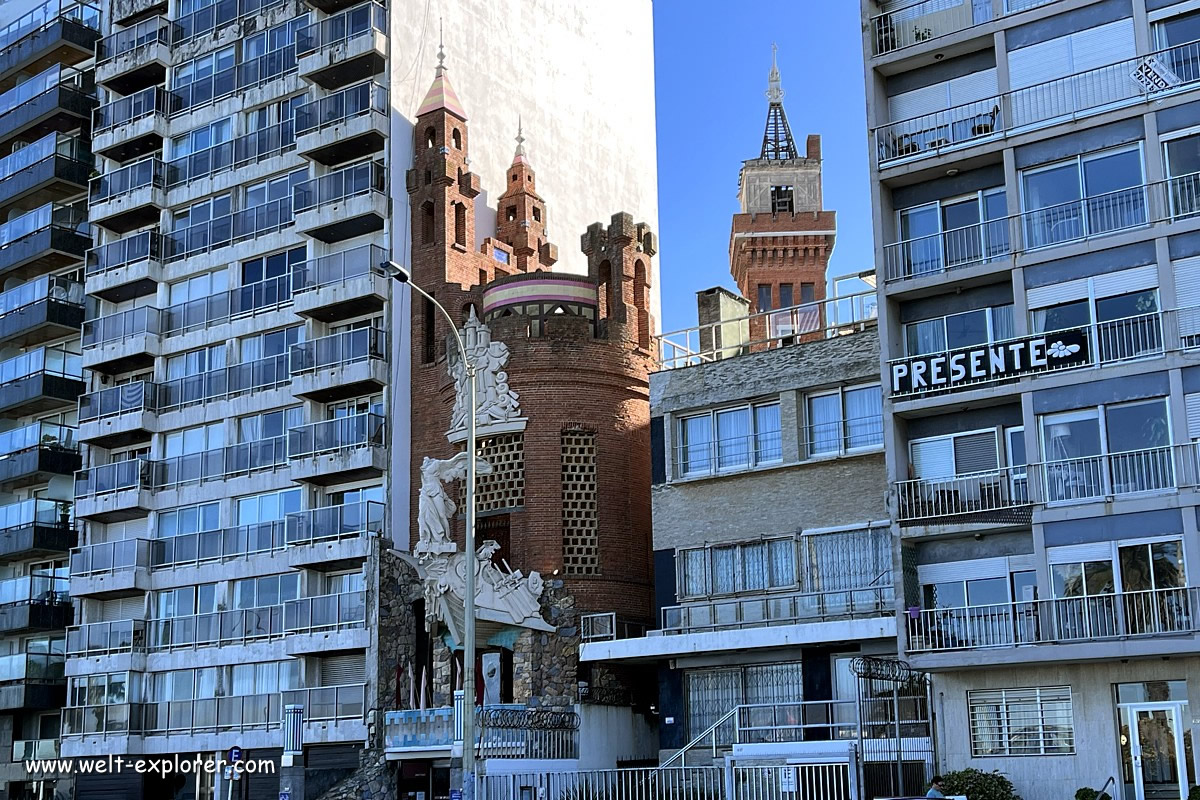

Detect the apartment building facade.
xmin=862 ymin=1 xmax=1200 ymax=799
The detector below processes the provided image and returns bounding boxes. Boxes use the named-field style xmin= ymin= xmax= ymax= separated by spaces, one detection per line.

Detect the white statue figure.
xmin=415 ymin=452 xmax=494 ymax=556
xmin=447 ymin=308 xmax=522 ymax=438
xmin=413 ymin=539 xmax=551 ymax=635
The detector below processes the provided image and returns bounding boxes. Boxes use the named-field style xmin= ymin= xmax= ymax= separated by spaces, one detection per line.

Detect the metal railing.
xmin=579 ymin=612 xmax=648 ymax=642
xmin=0 ymin=275 xmax=83 ymax=319
xmin=0 ymin=345 xmax=81 ymax=384
xmin=284 ymin=589 xmax=365 ymax=633
xmin=149 ymin=437 xmax=288 ymax=488
xmin=734 ymin=763 xmax=855 ymax=800
xmin=82 ymin=305 xmax=161 ymax=347
xmin=78 ymin=380 xmax=161 ymax=422
xmin=896 ymin=464 xmax=1031 ymax=522
xmin=162 ymin=274 xmax=292 ymax=336
xmin=0 ymin=498 xmax=71 ymax=531
xmin=0 ymin=202 xmax=87 ymax=248
xmin=292 ymin=243 xmax=387 ymax=292
xmin=293 ymin=160 xmax=385 ymax=213
xmin=0 ymin=574 xmax=67 ymax=605
xmin=658 ymin=289 xmax=878 ymax=370
xmin=288 ymin=413 xmax=385 ymax=458
xmin=168 ymin=43 xmax=296 ymax=116
xmin=150 ymin=519 xmax=286 ymax=568
xmin=0 ymin=132 xmax=90 ymax=183
xmin=805 ymin=414 xmax=885 ymax=458
xmin=295 ymin=81 xmax=387 ymax=136
xmin=478 ymin=768 xmax=726 ymax=800
xmin=86 ymin=230 xmax=162 ymax=275
xmin=285 ymin=500 xmax=383 ymax=546
xmin=73 ymin=458 xmax=150 ymax=499
xmin=1042 ymin=444 xmax=1176 ymax=503
xmin=0 ymin=420 xmax=76 ymax=458
xmin=907 ymin=585 xmax=1200 ymax=652
xmin=94 ymin=85 xmax=172 ymax=133
xmin=139 ymin=683 xmax=363 ymax=735
xmin=384 ymin=707 xmax=455 ymax=749
xmin=62 ymin=702 xmax=144 ymax=736
xmin=661 ymin=584 xmax=894 ymax=634
xmin=13 ymin=740 xmax=58 ymax=762
xmin=89 ymin=156 xmax=165 ymax=203
xmin=148 ymin=604 xmax=285 ymax=649
xmin=0 ymin=0 xmax=99 ymax=51
xmin=876 ymin=36 xmax=1200 ymax=164
xmin=736 ymin=700 xmax=860 ymax=743
xmin=674 ymin=431 xmax=783 ymax=478
xmin=289 ymin=327 xmax=387 ymax=374
xmin=66 ymin=619 xmax=146 ymax=655
xmin=164 ymin=196 xmax=294 ymax=261
xmin=477 ymin=708 xmax=579 ymax=759
xmin=166 ymin=118 xmax=294 ymax=187
xmin=296 ymin=1 xmax=386 ymax=56
xmin=0 ymin=651 xmax=64 ymax=682
xmin=870 ymin=0 xmax=1060 ymax=56
xmin=96 ymin=15 xmax=175 ymax=64
xmin=70 ymin=537 xmax=149 ymax=577
xmin=0 ymin=64 xmax=93 ymax=120
xmin=155 ymin=353 xmax=291 ymax=411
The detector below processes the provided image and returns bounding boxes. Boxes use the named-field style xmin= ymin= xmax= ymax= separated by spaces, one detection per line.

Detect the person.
xmin=926 ymin=776 xmax=947 ymax=798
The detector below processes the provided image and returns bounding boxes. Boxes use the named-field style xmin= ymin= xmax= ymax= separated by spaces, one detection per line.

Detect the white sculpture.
xmin=415 ymin=452 xmax=494 ymax=556
xmin=447 ymin=308 xmax=522 ymax=438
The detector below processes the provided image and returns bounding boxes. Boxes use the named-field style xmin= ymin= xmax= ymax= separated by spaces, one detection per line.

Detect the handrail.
xmin=658 ymin=705 xmax=738 ymax=770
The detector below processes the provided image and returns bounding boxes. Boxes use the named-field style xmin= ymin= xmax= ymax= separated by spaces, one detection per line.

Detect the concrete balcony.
xmin=292 ymin=243 xmax=389 ymax=321
xmin=0 ymin=275 xmax=84 ymax=348
xmin=0 ymin=346 xmax=84 ymax=417
xmin=0 ymin=66 xmax=95 ymax=149
xmin=284 ymin=590 xmax=367 ymax=655
xmin=0 ymin=202 xmax=89 ymax=281
xmin=0 ymin=500 xmax=75 ymax=564
xmin=111 ymin=0 xmax=167 ymax=26
xmin=89 ymin=156 xmax=167 ymax=234
xmin=66 ymin=619 xmax=147 ymax=660
xmin=69 ymin=538 xmax=150 ymax=599
xmin=77 ymin=381 xmax=160 ymax=449
xmin=73 ymin=459 xmax=153 ymax=522
xmin=0 ymin=421 xmax=79 ymax=489
xmin=0 ymin=133 xmax=90 ymax=215
xmin=285 ymin=501 xmax=380 ymax=571
xmin=296 ymin=3 xmax=387 ymax=90
xmin=0 ymin=574 xmax=70 ymax=634
xmin=293 ymin=160 xmax=386 ymax=243
xmin=895 ymin=464 xmax=1033 ymax=531
xmin=289 ymin=327 xmax=387 ymax=402
xmin=287 ymin=414 xmax=386 ymax=485
xmin=0 ymin=0 xmax=100 ymax=87
xmin=95 ymin=17 xmax=174 ymax=96
xmin=85 ymin=230 xmax=164 ymax=303
xmin=295 ymin=81 xmax=388 ymax=166
xmin=81 ymin=306 xmax=161 ymax=374
xmin=0 ymin=653 xmax=66 ymax=712
xmin=92 ymin=86 xmax=171 ymax=162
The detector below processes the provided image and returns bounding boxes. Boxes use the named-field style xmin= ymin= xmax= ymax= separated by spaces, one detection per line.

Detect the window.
xmin=968 ymin=687 xmax=1074 ymax=756
xmin=327 ymin=394 xmax=384 ymax=418
xmin=242 ymin=246 xmax=304 ymax=290
xmin=154 ymin=583 xmax=217 ymax=619
xmin=236 ymin=488 xmax=302 ymax=527
xmin=909 ymin=429 xmax=999 ymax=480
xmin=532 ymin=206 xmax=541 ymax=222
xmin=770 ymin=185 xmax=794 ymax=214
xmin=756 ymin=285 xmax=772 ymax=313
xmin=807 ymin=385 xmax=883 ymax=456
xmin=156 ymin=502 xmax=219 ymax=540
xmin=677 ymin=402 xmax=782 ymax=477
xmin=799 ymin=283 xmax=815 ymax=304
xmin=778 ymin=284 xmax=794 ymax=309
xmin=166 ymin=345 xmax=225 ymax=380
xmin=238 ymin=407 xmax=302 ymax=443
xmin=1154 ymin=9 xmax=1200 ymax=82
xmin=172 ymin=195 xmax=232 ymax=233
xmin=169 ymin=117 xmax=232 ymax=159
xmin=172 ymin=46 xmax=235 ymax=89
xmin=454 ymin=203 xmax=466 ymax=246
xmin=896 ymin=188 xmax=1008 ymax=276
xmin=68 ymin=671 xmax=138 ymax=708
xmin=168 ymin=271 xmax=228 ymax=307
xmin=1022 ymin=146 xmax=1146 ymax=248
xmin=679 ymin=538 xmax=796 ymax=599
xmin=246 ymin=169 xmax=306 ymax=210
xmin=246 ymin=93 xmax=308 ymax=132
xmin=164 ymin=422 xmax=224 ymax=458
xmin=1162 ymin=130 xmax=1200 ymax=218
xmin=244 ymin=14 xmax=308 ymax=60
xmin=905 ymin=305 xmax=1015 ymax=357
xmin=233 ymin=573 xmax=299 ymax=609
xmin=241 ymin=325 xmax=302 ymax=362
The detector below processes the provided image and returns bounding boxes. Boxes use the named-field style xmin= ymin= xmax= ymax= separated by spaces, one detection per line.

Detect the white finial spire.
xmin=436 ymin=18 xmax=446 ymax=74
xmin=766 ymin=42 xmax=783 ymax=104
xmin=515 ymin=115 xmax=526 ymax=158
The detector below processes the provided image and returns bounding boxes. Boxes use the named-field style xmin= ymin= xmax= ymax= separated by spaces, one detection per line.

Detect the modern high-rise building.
xmin=0 ymin=0 xmax=660 ymax=797
xmin=861 ymin=2 xmax=1200 ymax=799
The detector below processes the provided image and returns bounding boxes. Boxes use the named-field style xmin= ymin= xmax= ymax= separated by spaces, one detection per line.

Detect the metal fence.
xmin=478 ymin=767 xmax=725 ymax=800
xmin=732 ymin=764 xmax=854 ymax=800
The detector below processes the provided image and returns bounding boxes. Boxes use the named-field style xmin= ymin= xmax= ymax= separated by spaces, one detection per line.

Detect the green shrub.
xmin=1076 ymin=788 xmax=1111 ymax=800
xmin=941 ymin=769 xmax=1022 ymax=800
xmin=1187 ymin=786 xmax=1200 ymax=800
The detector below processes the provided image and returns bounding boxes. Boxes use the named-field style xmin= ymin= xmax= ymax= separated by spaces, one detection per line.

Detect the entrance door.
xmin=1121 ymin=704 xmax=1188 ymax=800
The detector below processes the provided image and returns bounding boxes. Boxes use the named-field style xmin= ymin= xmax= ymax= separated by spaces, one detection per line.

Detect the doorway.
xmin=1119 ymin=701 xmax=1191 ymax=800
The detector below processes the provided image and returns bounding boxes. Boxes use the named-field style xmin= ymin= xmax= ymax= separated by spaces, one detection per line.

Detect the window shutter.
xmin=1047 ymin=542 xmax=1113 ymax=564
xmin=1069 ymin=19 xmax=1135 ymax=73
xmin=918 ymin=556 xmax=1008 ymax=584
xmin=954 ymin=431 xmax=999 ymax=473
xmin=889 ymin=83 xmax=949 ymax=123
xmin=1008 ymin=36 xmax=1072 ymax=90
xmin=319 ymin=653 xmax=366 ymax=686
xmin=98 ymin=595 xmax=145 ymax=621
xmin=948 ymin=68 xmax=998 ymax=105
xmin=1174 ymin=257 xmax=1200 ymax=309
xmin=1008 ymin=554 xmax=1035 ymax=572
xmin=1186 ymin=393 xmax=1200 ymax=439
xmin=1092 ymin=265 xmax=1158 ymax=298
xmin=911 ymin=437 xmax=955 ymax=479
xmin=1027 ymin=277 xmax=1089 ymax=309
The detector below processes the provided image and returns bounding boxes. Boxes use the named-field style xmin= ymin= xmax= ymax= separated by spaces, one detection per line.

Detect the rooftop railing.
xmin=73 ymin=458 xmax=150 ymax=499
xmin=284 ymin=589 xmax=366 ymax=633
xmin=287 ymin=413 xmax=385 ymax=459
xmin=0 ymin=132 xmax=90 ymax=183
xmin=661 ymin=583 xmax=895 ymax=635
xmin=65 ymin=618 xmax=146 ymax=656
xmin=150 ymin=519 xmax=287 ymax=569
xmin=295 ymin=81 xmax=387 ymax=137
xmin=296 ymin=1 xmax=386 ymax=56
xmin=0 ymin=275 xmax=83 ymax=319
xmin=165 ymin=118 xmax=294 ymax=187
xmin=94 ymin=85 xmax=172 ymax=133
xmin=70 ymin=537 xmax=149 ymax=577
xmin=0 ymin=0 xmax=99 ymax=51
xmin=89 ymin=156 xmax=165 ymax=204
xmin=876 ymin=36 xmax=1200 ymax=166
xmin=289 ymin=326 xmax=386 ymax=374
xmin=0 ymin=202 xmax=87 ymax=248
xmin=78 ymin=380 xmax=161 ymax=422
xmin=0 ymin=420 xmax=76 ymax=458
xmin=870 ymin=0 xmax=1060 ymax=56
xmin=86 ymin=230 xmax=162 ymax=276
xmin=285 ymin=500 xmax=383 ymax=546
xmin=82 ymin=305 xmax=161 ymax=348
xmin=96 ymin=15 xmax=175 ymax=64
xmin=579 ymin=613 xmax=648 ymax=643
xmin=907 ymin=585 xmax=1200 ymax=652
xmin=293 ymin=160 xmax=385 ymax=213
xmin=0 ymin=65 xmax=93 ymax=120
xmin=657 ymin=289 xmax=878 ymax=370
xmin=0 ymin=345 xmax=81 ymax=385
xmin=161 ymin=274 xmax=292 ymax=336
xmin=291 ymin=243 xmax=387 ymax=293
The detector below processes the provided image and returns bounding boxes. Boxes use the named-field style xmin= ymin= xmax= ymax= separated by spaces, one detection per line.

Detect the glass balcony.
xmin=0 ymin=498 xmax=72 ymax=533
xmin=170 ymin=65 xmax=235 ymax=114
xmin=155 ymin=353 xmax=290 ymax=412
xmin=173 ymin=0 xmax=237 ymax=42
xmin=150 ymin=519 xmax=286 ymax=568
xmin=147 ymin=604 xmax=285 ymax=649
xmin=0 ymin=202 xmax=84 ymax=249
xmin=96 ymin=16 xmax=175 ymax=67
xmin=295 ymin=82 xmax=387 ymax=163
xmin=161 ymin=274 xmax=291 ymax=336
xmin=0 ymin=573 xmax=67 ymax=605
xmin=70 ymin=538 xmax=149 ymax=578
xmin=289 ymin=327 xmax=387 ymax=374
xmin=296 ymin=2 xmax=386 ymax=88
xmin=286 ymin=500 xmax=383 ymax=546
xmin=0 ymin=1 xmax=99 ymax=88
xmin=0 ymin=203 xmax=89 ymax=280
xmin=164 ymin=197 xmax=293 ymax=262
xmin=92 ymin=86 xmax=172 ymax=161
xmin=294 ymin=247 xmax=386 ymax=296
xmin=293 ymin=160 xmax=385 ymax=242
xmin=294 ymin=160 xmax=385 ymax=214
xmin=0 ymin=420 xmax=76 ymax=458
xmin=137 ymin=683 xmax=363 ymax=735
xmin=73 ymin=458 xmax=150 ymax=499
xmin=0 ymin=65 xmax=94 ymax=145
xmin=0 ymin=651 xmax=64 ymax=682
xmin=0 ymin=133 xmax=91 ymax=212
xmin=148 ymin=436 xmax=288 ymax=489
xmin=297 ymin=1 xmax=385 ymax=56
xmin=284 ymin=590 xmax=365 ymax=633
xmin=0 ymin=274 xmax=83 ymax=348
xmin=66 ymin=618 xmax=145 ymax=655
xmin=89 ymin=156 xmax=165 ymax=204
xmin=287 ymin=413 xmax=385 ymax=459
xmin=13 ymin=739 xmax=59 ymax=762
xmin=166 ymin=118 xmax=294 ymax=188
xmin=87 ymin=230 xmax=162 ymax=276
xmin=85 ymin=230 xmax=163 ymax=302
xmin=0 ymin=346 xmax=80 ymax=386
xmin=95 ymin=16 xmax=174 ymax=97
xmin=82 ymin=305 xmax=162 ymax=348
xmin=62 ymin=702 xmax=145 ymax=736
xmin=0 ymin=346 xmax=82 ymax=419
xmin=94 ymin=85 xmax=171 ymax=134
xmin=0 ymin=0 xmax=99 ymax=55
xmin=78 ymin=380 xmax=162 ymax=424
xmin=868 ymin=0 xmax=1065 ymax=56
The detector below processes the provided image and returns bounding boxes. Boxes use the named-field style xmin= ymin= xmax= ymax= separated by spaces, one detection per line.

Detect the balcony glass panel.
xmin=0 ymin=276 xmax=82 ymax=319
xmin=66 ymin=619 xmax=145 ymax=655
xmin=13 ymin=739 xmax=59 ymax=761
xmin=293 ymin=161 xmax=385 ymax=213
xmin=0 ymin=346 xmax=80 ymax=385
xmin=166 ymin=119 xmax=294 ymax=187
xmin=89 ymin=157 xmax=165 ymax=203
xmin=296 ymin=1 xmax=386 ymax=56
xmin=73 ymin=458 xmax=148 ymax=498
xmin=86 ymin=230 xmax=161 ymax=275
xmin=82 ymin=305 xmax=161 ymax=347
xmin=286 ymin=501 xmax=383 ymax=545
xmin=295 ymin=81 xmax=386 ymax=135
xmin=0 ymin=65 xmax=92 ymax=119
xmin=0 ymin=420 xmax=76 ymax=457
xmin=78 ymin=380 xmax=160 ymax=421
xmin=0 ymin=499 xmax=70 ymax=531
xmin=287 ymin=413 xmax=385 ymax=458
xmin=151 ymin=520 xmax=286 ymax=568
xmin=0 ymin=0 xmax=100 ymax=51
xmin=289 ymin=327 xmax=385 ymax=373
xmin=292 ymin=243 xmax=386 ymax=292
xmin=164 ymin=198 xmax=293 ymax=261
xmin=96 ymin=16 xmax=175 ymax=63
xmin=70 ymin=538 xmax=148 ymax=576
xmin=94 ymin=86 xmax=171 ymax=133
xmin=284 ymin=590 xmax=365 ymax=632
xmin=155 ymin=353 xmax=289 ymax=411
xmin=0 ymin=652 xmax=64 ymax=682
xmin=0 ymin=133 xmax=90 ymax=183
xmin=0 ymin=574 xmax=67 ymax=605
xmin=0 ymin=203 xmax=87 ymax=248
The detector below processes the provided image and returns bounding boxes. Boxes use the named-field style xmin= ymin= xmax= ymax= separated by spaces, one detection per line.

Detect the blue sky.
xmin=652 ymin=2 xmax=874 ymax=334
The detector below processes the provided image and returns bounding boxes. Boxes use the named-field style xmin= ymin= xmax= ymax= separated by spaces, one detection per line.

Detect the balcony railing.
xmin=0 ymin=0 xmax=99 ymax=52
xmin=62 ymin=702 xmax=143 ymax=735
xmin=0 ymin=202 xmax=87 ymax=249
xmin=70 ymin=537 xmax=149 ymax=577
xmin=285 ymin=500 xmax=383 ymax=546
xmin=89 ymin=156 xmax=165 ymax=203
xmin=293 ymin=160 xmax=385 ymax=213
xmin=289 ymin=327 xmax=387 ymax=374
xmin=896 ymin=464 xmax=1031 ymax=523
xmin=907 ymin=585 xmax=1200 ymax=652
xmin=138 ymin=683 xmax=364 ymax=735
xmin=0 ymin=132 xmax=90 ymax=184
xmin=0 ymin=65 xmax=93 ymax=121
xmin=296 ymin=1 xmax=386 ymax=56
xmin=0 ymin=420 xmax=76 ymax=459
xmin=96 ymin=16 xmax=175 ymax=64
xmin=66 ymin=618 xmax=146 ymax=655
xmin=0 ymin=574 xmax=67 ymax=606
xmin=0 ymin=498 xmax=71 ymax=531
xmin=0 ymin=275 xmax=82 ymax=320
xmin=0 ymin=345 xmax=81 ymax=385
xmin=164 ymin=197 xmax=293 ymax=261
xmin=165 ymin=119 xmax=294 ymax=187
xmin=657 ymin=289 xmax=878 ymax=370
xmin=284 ymin=590 xmax=365 ymax=633
xmin=287 ymin=413 xmax=385 ymax=458
xmin=73 ymin=458 xmax=150 ymax=499
xmin=1042 ymin=445 xmax=1176 ymax=504
xmin=0 ymin=651 xmax=64 ymax=682
xmin=148 ymin=604 xmax=285 ymax=649
xmin=674 ymin=431 xmax=783 ymax=479
xmin=171 ymin=0 xmax=284 ymax=43
xmin=82 ymin=305 xmax=161 ymax=347
xmin=876 ymin=36 xmax=1200 ymax=165
xmin=478 ymin=708 xmax=579 ymax=760
xmin=155 ymin=353 xmax=290 ymax=412
xmin=805 ymin=415 xmax=885 ymax=458
xmin=579 ymin=613 xmax=648 ymax=643
xmin=93 ymin=86 xmax=172 ymax=134
xmin=148 ymin=437 xmax=288 ymax=488
xmin=883 ymin=173 xmax=1200 ymax=283
xmin=78 ymin=380 xmax=161 ymax=422
xmin=86 ymin=230 xmax=162 ymax=276
xmin=295 ymin=81 xmax=387 ymax=137
xmin=162 ymin=274 xmax=292 ymax=336
xmin=661 ymin=584 xmax=895 ymax=635
xmin=150 ymin=520 xmax=287 ymax=568
xmin=168 ymin=44 xmax=297 ymax=116
xmin=870 ymin=0 xmax=1059 ymax=56
xmin=13 ymin=739 xmax=58 ymax=762
xmin=292 ymin=243 xmax=387 ymax=293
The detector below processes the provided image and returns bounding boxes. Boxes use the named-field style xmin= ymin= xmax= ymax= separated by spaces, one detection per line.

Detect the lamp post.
xmin=382 ymin=261 xmax=479 ymax=800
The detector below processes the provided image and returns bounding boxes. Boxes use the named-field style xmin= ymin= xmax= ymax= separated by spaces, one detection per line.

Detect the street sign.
xmin=228 ymin=746 xmax=243 ymax=762
xmin=279 ymin=792 xmax=290 ymax=800
xmin=780 ymin=767 xmax=797 ymax=793
xmin=450 ymin=790 xmax=462 ymax=800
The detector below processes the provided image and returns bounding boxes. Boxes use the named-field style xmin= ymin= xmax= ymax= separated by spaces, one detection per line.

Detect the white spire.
xmin=766 ymin=42 xmax=784 ymax=104
xmin=514 ymin=115 xmax=526 ymax=159
xmin=436 ymin=18 xmax=446 ymax=75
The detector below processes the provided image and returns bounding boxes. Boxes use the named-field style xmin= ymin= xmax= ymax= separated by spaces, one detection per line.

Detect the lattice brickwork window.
xmin=561 ymin=430 xmax=599 ymax=575
xmin=464 ymin=433 xmax=525 ymax=513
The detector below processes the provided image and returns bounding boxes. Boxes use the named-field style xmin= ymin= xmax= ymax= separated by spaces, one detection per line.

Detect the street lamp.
xmin=382 ymin=260 xmax=479 ymax=800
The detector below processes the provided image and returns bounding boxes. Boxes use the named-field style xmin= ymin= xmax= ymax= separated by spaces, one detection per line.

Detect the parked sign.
xmin=890 ymin=328 xmax=1090 ymax=395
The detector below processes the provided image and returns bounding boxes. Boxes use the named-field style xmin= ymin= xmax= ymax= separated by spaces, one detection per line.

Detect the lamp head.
xmin=381 ymin=261 xmax=412 ymax=284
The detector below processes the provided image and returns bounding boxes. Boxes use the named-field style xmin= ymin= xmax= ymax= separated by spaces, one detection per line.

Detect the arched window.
xmin=633 ymin=259 xmax=650 ymax=350
xmin=421 ymin=201 xmax=435 ymax=244
xmin=424 ymin=127 xmax=436 ymax=149
xmin=597 ymin=260 xmax=612 ymax=323
xmin=452 ymin=128 xmax=462 ymax=149
xmin=423 ymin=170 xmax=432 ymax=185
xmin=454 ymin=203 xmax=466 ymax=247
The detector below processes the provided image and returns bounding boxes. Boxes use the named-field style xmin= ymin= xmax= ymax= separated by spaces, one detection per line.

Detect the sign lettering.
xmin=891 ymin=328 xmax=1089 ymax=395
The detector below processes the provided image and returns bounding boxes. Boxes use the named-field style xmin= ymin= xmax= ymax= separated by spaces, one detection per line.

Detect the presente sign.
xmin=891 ymin=328 xmax=1090 ymax=395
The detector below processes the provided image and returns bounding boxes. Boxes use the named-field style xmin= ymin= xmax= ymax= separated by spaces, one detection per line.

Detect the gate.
xmin=851 ymin=657 xmax=935 ymax=800
xmin=732 ymin=763 xmax=855 ymax=800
